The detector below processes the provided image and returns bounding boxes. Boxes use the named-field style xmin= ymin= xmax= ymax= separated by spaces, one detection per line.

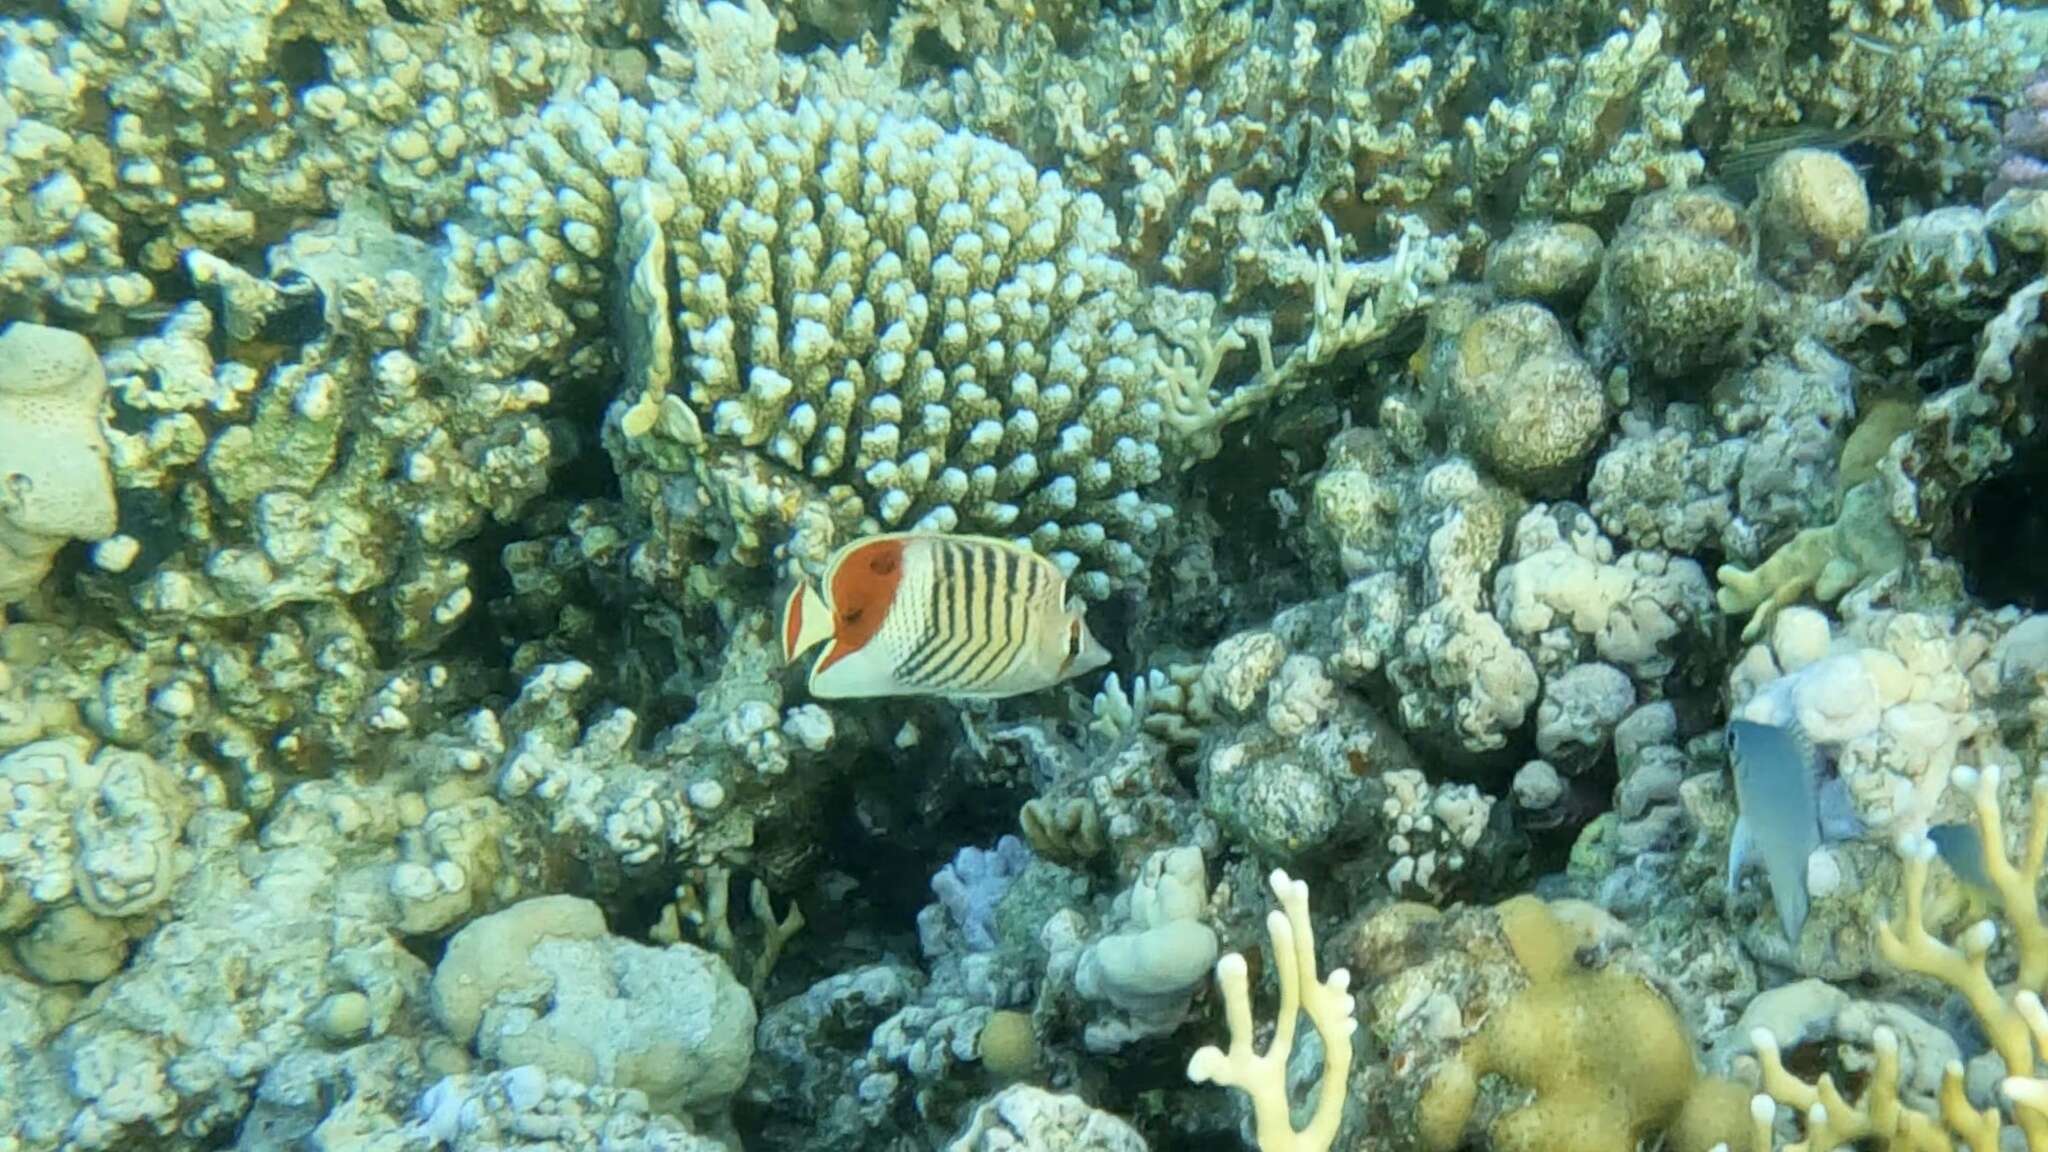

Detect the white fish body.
xmin=780 ymin=532 xmax=1111 ymax=700
xmin=1726 ymin=718 xmax=1823 ymax=943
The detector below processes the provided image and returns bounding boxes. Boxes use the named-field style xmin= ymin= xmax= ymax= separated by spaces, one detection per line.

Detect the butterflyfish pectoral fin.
xmin=780 ymin=579 xmax=835 ymax=665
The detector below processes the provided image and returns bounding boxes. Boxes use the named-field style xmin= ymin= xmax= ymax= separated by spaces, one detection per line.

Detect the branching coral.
xmin=1745 ymin=763 xmax=2048 ymax=1152
xmin=1187 ymin=869 xmax=1356 ymax=1152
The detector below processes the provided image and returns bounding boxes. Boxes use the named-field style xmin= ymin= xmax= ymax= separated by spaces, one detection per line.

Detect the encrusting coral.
xmin=0 ymin=322 xmax=117 ymax=605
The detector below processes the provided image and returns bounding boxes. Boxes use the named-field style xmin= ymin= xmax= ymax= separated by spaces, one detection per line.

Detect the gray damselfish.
xmin=1726 ymin=718 xmax=1825 ymax=944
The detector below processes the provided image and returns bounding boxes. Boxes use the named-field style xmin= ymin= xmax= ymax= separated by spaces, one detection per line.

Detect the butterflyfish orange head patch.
xmin=815 ymin=535 xmax=907 ymax=674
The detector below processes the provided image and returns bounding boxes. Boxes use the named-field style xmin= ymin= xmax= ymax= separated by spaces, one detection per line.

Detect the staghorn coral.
xmin=919 ymin=0 xmax=1698 ymax=290
xmin=1466 ymin=0 xmax=2023 ymax=197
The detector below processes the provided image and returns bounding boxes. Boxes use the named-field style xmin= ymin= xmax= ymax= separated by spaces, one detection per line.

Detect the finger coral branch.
xmin=1187 ymin=869 xmax=1357 ymax=1152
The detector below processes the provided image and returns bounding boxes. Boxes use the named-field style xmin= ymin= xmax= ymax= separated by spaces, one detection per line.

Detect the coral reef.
xmin=1 ymin=0 xmax=2044 ymax=1151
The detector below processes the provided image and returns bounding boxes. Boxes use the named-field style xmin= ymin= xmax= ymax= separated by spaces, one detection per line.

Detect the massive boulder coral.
xmin=1071 ymin=846 xmax=1218 ymax=1052
xmin=1401 ymin=896 xmax=1749 ymax=1152
xmin=1422 ymin=298 xmax=1611 ymax=494
xmin=1492 ymin=504 xmax=1715 ymax=691
xmin=1588 ymin=187 xmax=1759 ymax=380
xmin=430 ymin=895 xmax=756 ymax=1122
xmin=1313 ymin=441 xmax=1539 ymax=758
xmin=1727 ymin=605 xmax=1992 ymax=846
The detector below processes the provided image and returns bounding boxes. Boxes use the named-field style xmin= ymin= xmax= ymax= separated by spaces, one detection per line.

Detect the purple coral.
xmin=1990 ymin=68 xmax=2048 ymax=203
xmin=931 ymin=835 xmax=1033 ymax=952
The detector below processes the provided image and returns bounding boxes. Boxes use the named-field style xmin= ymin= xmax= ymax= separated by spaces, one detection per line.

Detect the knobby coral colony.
xmin=0 ymin=0 xmax=2046 ymax=1150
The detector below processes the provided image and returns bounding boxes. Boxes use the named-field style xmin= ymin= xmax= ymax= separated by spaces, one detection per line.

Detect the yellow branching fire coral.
xmin=1746 ymin=764 xmax=2048 ymax=1152
xmin=1187 ymin=870 xmax=1358 ymax=1152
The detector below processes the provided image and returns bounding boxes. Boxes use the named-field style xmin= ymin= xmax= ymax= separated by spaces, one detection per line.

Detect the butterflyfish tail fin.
xmin=780 ymin=579 xmax=835 ymax=664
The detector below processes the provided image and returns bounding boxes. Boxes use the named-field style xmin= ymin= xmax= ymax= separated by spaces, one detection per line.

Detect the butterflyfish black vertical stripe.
xmin=896 ymin=540 xmax=951 ymax=681
xmin=925 ymin=541 xmax=988 ymax=687
xmin=978 ymin=546 xmax=1023 ymax=685
xmin=910 ymin=540 xmax=974 ymax=686
xmin=958 ymin=545 xmax=1011 ymax=686
xmin=909 ymin=541 xmax=960 ymax=682
xmin=998 ymin=547 xmax=1032 ymax=683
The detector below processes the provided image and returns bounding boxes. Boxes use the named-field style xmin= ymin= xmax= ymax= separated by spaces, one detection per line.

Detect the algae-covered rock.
xmin=1594 ymin=188 xmax=1758 ymax=379
xmin=1484 ymin=222 xmax=1605 ymax=308
xmin=1429 ymin=300 xmax=1611 ymax=493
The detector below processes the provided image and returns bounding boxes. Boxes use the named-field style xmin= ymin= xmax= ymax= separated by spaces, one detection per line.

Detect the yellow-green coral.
xmin=1418 ymin=895 xmax=1749 ymax=1152
xmin=1715 ymin=396 xmax=1921 ymax=640
xmin=1716 ymin=479 xmax=1908 ymax=641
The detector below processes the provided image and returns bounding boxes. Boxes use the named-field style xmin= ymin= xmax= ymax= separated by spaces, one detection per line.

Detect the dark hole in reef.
xmin=448 ymin=365 xmax=630 ymax=685
xmin=608 ymin=873 xmax=691 ymax=940
xmin=435 ymin=518 xmax=525 ymax=684
xmin=274 ymin=37 xmax=329 ymax=90
xmin=776 ymin=12 xmax=833 ymax=54
xmin=399 ymin=927 xmax=449 ymax=970
xmin=1785 ymin=3 xmax=1834 ymax=62
xmin=1517 ymin=753 xmax=1614 ymax=878
xmin=383 ymin=0 xmax=424 ymax=24
xmin=818 ymin=737 xmax=1028 ymax=931
xmin=104 ymin=486 xmax=181 ymax=577
xmin=1955 ymin=441 xmax=2048 ymax=611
